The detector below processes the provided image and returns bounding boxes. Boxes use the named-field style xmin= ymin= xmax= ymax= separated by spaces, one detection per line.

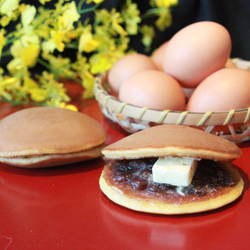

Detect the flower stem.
xmin=77 ymin=0 xmax=86 ymax=12
xmin=1 ymin=51 xmax=11 ymax=57
xmin=36 ymin=57 xmax=51 ymax=71
xmin=141 ymin=8 xmax=161 ymax=20
xmin=36 ymin=58 xmax=81 ymax=84
xmin=78 ymin=1 xmax=103 ymax=15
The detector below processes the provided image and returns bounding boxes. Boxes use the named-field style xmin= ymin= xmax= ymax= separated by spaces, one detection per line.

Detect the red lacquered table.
xmin=0 ymin=95 xmax=249 ymax=250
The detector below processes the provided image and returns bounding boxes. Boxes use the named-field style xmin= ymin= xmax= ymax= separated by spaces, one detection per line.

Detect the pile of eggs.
xmin=107 ymin=21 xmax=250 ymax=113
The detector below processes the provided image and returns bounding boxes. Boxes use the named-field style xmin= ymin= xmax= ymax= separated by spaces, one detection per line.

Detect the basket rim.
xmin=94 ymin=75 xmax=250 ymax=127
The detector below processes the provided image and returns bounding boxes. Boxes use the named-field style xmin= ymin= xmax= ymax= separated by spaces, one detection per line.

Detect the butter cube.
xmin=152 ymin=156 xmax=198 ymax=187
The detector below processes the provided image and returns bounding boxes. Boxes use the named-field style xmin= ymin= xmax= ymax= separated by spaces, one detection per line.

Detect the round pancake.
xmin=0 ymin=107 xmax=106 ymax=167
xmin=102 ymin=125 xmax=241 ymax=161
xmin=99 ymin=162 xmax=244 ymax=214
xmin=0 ymin=144 xmax=104 ymax=168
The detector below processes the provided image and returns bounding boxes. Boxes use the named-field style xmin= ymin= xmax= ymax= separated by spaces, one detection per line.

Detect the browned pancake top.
xmin=0 ymin=107 xmax=106 ymax=157
xmin=102 ymin=125 xmax=241 ymax=161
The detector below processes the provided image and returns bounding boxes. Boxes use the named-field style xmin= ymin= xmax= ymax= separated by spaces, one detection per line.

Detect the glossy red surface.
xmin=0 ymin=98 xmax=249 ymax=250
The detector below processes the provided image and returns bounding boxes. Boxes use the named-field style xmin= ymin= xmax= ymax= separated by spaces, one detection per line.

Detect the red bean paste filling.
xmin=109 ymin=158 xmax=238 ymax=200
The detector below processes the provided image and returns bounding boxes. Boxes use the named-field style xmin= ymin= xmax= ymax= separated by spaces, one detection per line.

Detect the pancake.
xmin=0 ymin=107 xmax=106 ymax=168
xmin=102 ymin=125 xmax=241 ymax=161
xmin=100 ymin=125 xmax=244 ymax=214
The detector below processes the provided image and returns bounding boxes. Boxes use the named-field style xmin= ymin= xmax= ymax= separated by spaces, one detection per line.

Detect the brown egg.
xmin=108 ymin=54 xmax=158 ymax=94
xmin=151 ymin=41 xmax=169 ymax=70
xmin=119 ymin=70 xmax=185 ymax=111
xmin=187 ymin=68 xmax=250 ymax=112
xmin=163 ymin=21 xmax=232 ymax=88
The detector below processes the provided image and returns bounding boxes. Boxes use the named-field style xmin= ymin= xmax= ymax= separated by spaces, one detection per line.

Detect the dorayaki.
xmin=100 ymin=125 xmax=244 ymax=214
xmin=0 ymin=107 xmax=106 ymax=168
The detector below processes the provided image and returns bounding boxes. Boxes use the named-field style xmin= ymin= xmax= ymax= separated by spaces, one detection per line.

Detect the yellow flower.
xmin=72 ymin=55 xmax=96 ymax=98
xmin=58 ymin=2 xmax=80 ymax=31
xmin=0 ymin=88 xmax=13 ymax=101
xmin=82 ymin=75 xmax=95 ymax=99
xmin=7 ymin=58 xmax=23 ymax=75
xmin=30 ymin=88 xmax=47 ymax=102
xmin=8 ymin=35 xmax=40 ymax=70
xmin=10 ymin=40 xmax=22 ymax=58
xmin=89 ymin=52 xmax=113 ymax=74
xmin=0 ymin=0 xmax=178 ymax=105
xmin=96 ymin=9 xmax=127 ymax=37
xmin=21 ymin=5 xmax=36 ymax=27
xmin=110 ymin=10 xmax=127 ymax=37
xmin=38 ymin=71 xmax=71 ymax=103
xmin=42 ymin=52 xmax=76 ymax=80
xmin=0 ymin=76 xmax=17 ymax=88
xmin=86 ymin=0 xmax=104 ymax=4
xmin=79 ymin=28 xmax=99 ymax=53
xmin=0 ymin=16 xmax=11 ymax=27
xmin=153 ymin=0 xmax=178 ymax=8
xmin=18 ymin=3 xmax=26 ymax=13
xmin=89 ymin=44 xmax=127 ymax=75
xmin=94 ymin=26 xmax=129 ymax=54
xmin=39 ymin=0 xmax=53 ymax=5
xmin=64 ymin=26 xmax=82 ymax=40
xmin=155 ymin=8 xmax=172 ymax=30
xmin=50 ymin=30 xmax=65 ymax=52
xmin=42 ymin=40 xmax=56 ymax=54
xmin=0 ymin=77 xmax=20 ymax=101
xmin=20 ymin=34 xmax=40 ymax=48
xmin=72 ymin=54 xmax=89 ymax=77
xmin=0 ymin=32 xmax=6 ymax=58
xmin=121 ymin=1 xmax=141 ymax=35
xmin=23 ymin=76 xmax=39 ymax=91
xmin=0 ymin=0 xmax=19 ymax=17
xmin=140 ymin=25 xmax=155 ymax=50
xmin=59 ymin=102 xmax=78 ymax=111
xmin=21 ymin=44 xmax=40 ymax=67
xmin=148 ymin=0 xmax=178 ymax=31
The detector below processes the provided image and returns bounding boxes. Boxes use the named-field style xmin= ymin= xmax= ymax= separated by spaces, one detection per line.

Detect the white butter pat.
xmin=152 ymin=156 xmax=198 ymax=187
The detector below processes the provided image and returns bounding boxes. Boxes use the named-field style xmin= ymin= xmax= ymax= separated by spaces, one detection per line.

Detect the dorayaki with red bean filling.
xmin=100 ymin=125 xmax=244 ymax=214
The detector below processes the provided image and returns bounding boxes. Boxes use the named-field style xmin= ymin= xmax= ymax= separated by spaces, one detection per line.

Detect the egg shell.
xmin=163 ymin=21 xmax=231 ymax=88
xmin=119 ymin=70 xmax=185 ymax=111
xmin=186 ymin=68 xmax=250 ymax=112
xmin=151 ymin=41 xmax=169 ymax=70
xmin=108 ymin=53 xmax=158 ymax=94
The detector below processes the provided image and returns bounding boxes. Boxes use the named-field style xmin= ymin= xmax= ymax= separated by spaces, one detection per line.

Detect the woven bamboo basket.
xmin=94 ymin=58 xmax=250 ymax=143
